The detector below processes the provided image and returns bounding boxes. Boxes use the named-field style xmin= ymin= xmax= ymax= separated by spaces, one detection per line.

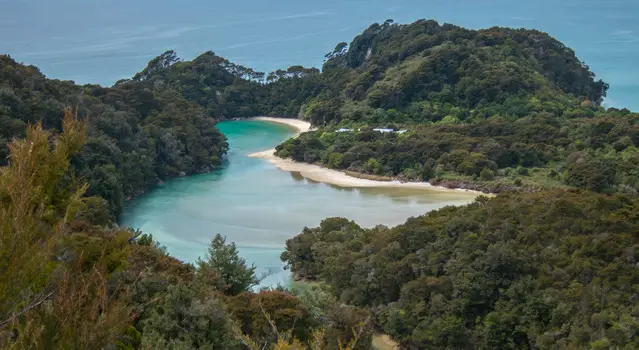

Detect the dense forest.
xmin=273 ymin=19 xmax=609 ymax=125
xmin=276 ymin=109 xmax=639 ymax=193
xmin=111 ymin=20 xmax=637 ymax=195
xmin=2 ymin=17 xmax=639 ymax=349
xmin=270 ymin=20 xmax=638 ymax=194
xmin=282 ymin=191 xmax=639 ymax=349
xmin=4 ymin=19 xmax=637 ymax=198
xmin=0 ymin=54 xmax=229 ymax=218
xmin=0 ymin=110 xmax=371 ymax=349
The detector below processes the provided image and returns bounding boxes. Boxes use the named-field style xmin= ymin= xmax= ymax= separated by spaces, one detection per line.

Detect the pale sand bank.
xmin=372 ymin=334 xmax=400 ymax=350
xmin=253 ymin=116 xmax=311 ymax=134
xmin=248 ymin=117 xmax=483 ymax=197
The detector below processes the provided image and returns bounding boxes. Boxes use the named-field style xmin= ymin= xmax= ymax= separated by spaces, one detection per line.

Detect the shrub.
xmin=480 ymin=168 xmax=495 ymax=181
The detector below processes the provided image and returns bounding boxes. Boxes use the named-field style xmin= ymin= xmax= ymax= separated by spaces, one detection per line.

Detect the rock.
xmin=178 ymin=171 xmax=186 ymax=177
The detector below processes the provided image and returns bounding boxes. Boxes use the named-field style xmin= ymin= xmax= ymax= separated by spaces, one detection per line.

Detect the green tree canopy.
xmin=197 ymin=234 xmax=258 ymax=295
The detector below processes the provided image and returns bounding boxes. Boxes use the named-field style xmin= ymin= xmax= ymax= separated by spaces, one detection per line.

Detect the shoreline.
xmin=248 ymin=117 xmax=485 ymax=196
xmin=251 ymin=116 xmax=312 ymax=134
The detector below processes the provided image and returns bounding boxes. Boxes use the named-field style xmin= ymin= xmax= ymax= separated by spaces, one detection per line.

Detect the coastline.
xmin=252 ymin=116 xmax=312 ymax=134
xmin=248 ymin=117 xmax=485 ymax=196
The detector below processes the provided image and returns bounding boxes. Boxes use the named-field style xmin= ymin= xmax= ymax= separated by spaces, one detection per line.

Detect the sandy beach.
xmin=253 ymin=116 xmax=312 ymax=134
xmin=248 ymin=117 xmax=484 ymax=196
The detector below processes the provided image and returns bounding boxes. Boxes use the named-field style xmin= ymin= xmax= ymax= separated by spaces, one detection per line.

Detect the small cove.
xmin=121 ymin=120 xmax=479 ymax=286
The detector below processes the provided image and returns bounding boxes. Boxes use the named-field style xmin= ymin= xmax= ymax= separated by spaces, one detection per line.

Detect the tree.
xmin=132 ymin=50 xmax=181 ymax=81
xmin=0 ymin=108 xmax=132 ymax=348
xmin=480 ymin=167 xmax=495 ymax=180
xmin=140 ymin=284 xmax=239 ymax=349
xmin=364 ymin=157 xmax=382 ymax=174
xmin=325 ymin=42 xmax=348 ymax=60
xmin=564 ymin=154 xmax=615 ymax=193
xmin=197 ymin=234 xmax=258 ymax=295
xmin=0 ymin=108 xmax=86 ymax=331
xmin=283 ymin=191 xmax=639 ymax=348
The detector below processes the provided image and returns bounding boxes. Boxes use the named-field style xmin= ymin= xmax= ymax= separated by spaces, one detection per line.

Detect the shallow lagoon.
xmin=122 ymin=120 xmax=478 ymax=286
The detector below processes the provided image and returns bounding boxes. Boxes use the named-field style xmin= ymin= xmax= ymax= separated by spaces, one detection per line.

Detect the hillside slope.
xmin=1 ymin=18 xmax=638 ymax=350
xmin=0 ymin=55 xmax=228 ymax=216
xmin=2 ymin=18 xmax=637 ymax=208
xmin=282 ymin=190 xmax=639 ymax=349
xmin=272 ymin=20 xmax=638 ymax=195
xmin=272 ymin=19 xmax=609 ymax=126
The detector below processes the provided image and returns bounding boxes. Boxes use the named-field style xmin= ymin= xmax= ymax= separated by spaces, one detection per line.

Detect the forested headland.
xmin=270 ymin=20 xmax=638 ymax=194
xmin=4 ymin=19 xmax=638 ymax=200
xmin=0 ymin=54 xmax=229 ymax=218
xmin=1 ymin=18 xmax=638 ymax=349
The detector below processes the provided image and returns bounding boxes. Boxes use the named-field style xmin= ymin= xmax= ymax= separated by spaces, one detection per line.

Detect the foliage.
xmin=129 ymin=50 xmax=266 ymax=119
xmin=139 ymin=283 xmax=239 ymax=349
xmin=2 ymin=17 xmax=639 ymax=350
xmin=197 ymin=234 xmax=258 ymax=295
xmin=268 ymin=19 xmax=609 ymax=127
xmin=276 ymin=110 xmax=639 ymax=194
xmin=0 ymin=109 xmax=368 ymax=349
xmin=263 ymin=19 xmax=639 ymax=194
xmin=3 ymin=19 xmax=630 ymax=197
xmin=0 ymin=54 xmax=229 ymax=217
xmin=0 ymin=109 xmax=132 ymax=348
xmin=0 ymin=108 xmax=84 ymax=329
xmin=282 ymin=191 xmax=639 ymax=349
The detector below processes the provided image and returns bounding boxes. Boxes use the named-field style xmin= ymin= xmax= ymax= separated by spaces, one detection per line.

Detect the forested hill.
xmin=272 ymin=20 xmax=639 ymax=195
xmin=282 ymin=190 xmax=639 ymax=349
xmin=1 ymin=18 xmax=638 ymax=350
xmin=1 ymin=18 xmax=636 ymax=211
xmin=0 ymin=54 xmax=228 ymax=217
xmin=125 ymin=50 xmax=267 ymax=118
xmin=283 ymin=19 xmax=610 ymax=125
xmin=125 ymin=20 xmax=610 ymax=125
xmin=115 ymin=20 xmax=637 ymax=197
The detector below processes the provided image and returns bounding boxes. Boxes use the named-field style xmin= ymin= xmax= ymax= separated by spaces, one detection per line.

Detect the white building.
xmin=373 ymin=128 xmax=408 ymax=134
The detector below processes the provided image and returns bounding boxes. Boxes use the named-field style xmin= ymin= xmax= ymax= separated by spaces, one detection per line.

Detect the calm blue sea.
xmin=1 ymin=0 xmax=637 ymax=110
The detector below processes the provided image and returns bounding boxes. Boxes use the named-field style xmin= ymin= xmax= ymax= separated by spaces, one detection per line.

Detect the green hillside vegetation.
xmin=126 ymin=50 xmax=266 ymax=118
xmin=0 ymin=110 xmax=371 ymax=349
xmin=276 ymin=109 xmax=639 ymax=194
xmin=270 ymin=20 xmax=638 ymax=194
xmin=278 ymin=19 xmax=608 ymax=125
xmin=282 ymin=191 xmax=639 ymax=349
xmin=2 ymin=17 xmax=639 ymax=349
xmin=0 ymin=54 xmax=228 ymax=217
xmin=4 ymin=19 xmax=637 ymax=197
xmin=125 ymin=20 xmax=612 ymax=125
xmin=120 ymin=49 xmax=327 ymax=120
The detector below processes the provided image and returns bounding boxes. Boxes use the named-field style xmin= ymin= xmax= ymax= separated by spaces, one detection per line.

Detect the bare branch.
xmin=0 ymin=292 xmax=54 ymax=329
xmin=127 ymin=230 xmax=144 ymax=243
xmin=258 ymin=297 xmax=279 ymax=337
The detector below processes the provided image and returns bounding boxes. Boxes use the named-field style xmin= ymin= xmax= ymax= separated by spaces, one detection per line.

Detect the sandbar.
xmin=248 ymin=117 xmax=483 ymax=197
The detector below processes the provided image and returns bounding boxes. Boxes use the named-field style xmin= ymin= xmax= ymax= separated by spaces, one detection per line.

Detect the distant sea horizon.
xmin=1 ymin=0 xmax=637 ymax=110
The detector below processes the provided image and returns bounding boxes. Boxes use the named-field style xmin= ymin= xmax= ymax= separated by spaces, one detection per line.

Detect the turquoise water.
xmin=1 ymin=0 xmax=637 ymax=110
xmin=121 ymin=120 xmax=477 ymax=286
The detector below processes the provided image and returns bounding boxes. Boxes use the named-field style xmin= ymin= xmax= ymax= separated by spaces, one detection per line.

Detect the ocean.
xmin=0 ymin=0 xmax=637 ymax=110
